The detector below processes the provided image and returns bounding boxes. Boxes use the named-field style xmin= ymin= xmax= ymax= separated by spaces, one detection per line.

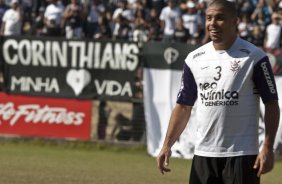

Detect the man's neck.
xmin=213 ymin=36 xmax=237 ymax=51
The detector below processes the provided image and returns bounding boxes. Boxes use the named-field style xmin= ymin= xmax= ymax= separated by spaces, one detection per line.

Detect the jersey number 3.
xmin=214 ymin=66 xmax=222 ymax=81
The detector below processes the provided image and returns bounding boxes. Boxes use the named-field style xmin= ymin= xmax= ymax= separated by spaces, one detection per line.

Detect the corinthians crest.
xmin=230 ymin=60 xmax=241 ymax=75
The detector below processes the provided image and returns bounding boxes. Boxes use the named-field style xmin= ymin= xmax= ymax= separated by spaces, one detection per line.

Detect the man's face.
xmin=205 ymin=6 xmax=237 ymax=44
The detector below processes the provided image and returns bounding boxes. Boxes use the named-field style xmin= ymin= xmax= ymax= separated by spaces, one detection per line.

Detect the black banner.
xmin=1 ymin=36 xmax=140 ymax=101
xmin=142 ymin=42 xmax=198 ymax=70
xmin=1 ymin=36 xmax=281 ymax=102
xmin=142 ymin=42 xmax=282 ymax=75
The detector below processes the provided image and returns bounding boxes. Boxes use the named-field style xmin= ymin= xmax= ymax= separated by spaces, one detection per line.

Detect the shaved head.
xmin=208 ymin=0 xmax=237 ymax=18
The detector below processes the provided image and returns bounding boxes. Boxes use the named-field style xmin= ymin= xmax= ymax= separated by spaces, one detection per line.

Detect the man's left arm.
xmin=254 ymin=100 xmax=280 ymax=177
xmin=252 ymin=56 xmax=280 ymax=177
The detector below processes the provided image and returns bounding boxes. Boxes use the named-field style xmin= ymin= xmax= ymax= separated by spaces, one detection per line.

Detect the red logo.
xmin=0 ymin=92 xmax=92 ymax=140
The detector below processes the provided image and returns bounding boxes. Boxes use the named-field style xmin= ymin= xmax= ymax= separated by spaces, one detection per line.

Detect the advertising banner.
xmin=143 ymin=42 xmax=282 ymax=158
xmin=0 ymin=92 xmax=92 ymax=140
xmin=0 ymin=36 xmax=140 ymax=101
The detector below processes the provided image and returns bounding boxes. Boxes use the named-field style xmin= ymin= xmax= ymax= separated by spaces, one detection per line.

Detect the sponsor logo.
xmin=0 ymin=102 xmax=85 ymax=126
xmin=199 ymin=82 xmax=239 ymax=106
xmin=200 ymin=90 xmax=239 ymax=101
xmin=164 ymin=47 xmax=179 ymax=65
xmin=193 ymin=51 xmax=205 ymax=59
xmin=261 ymin=62 xmax=276 ymax=94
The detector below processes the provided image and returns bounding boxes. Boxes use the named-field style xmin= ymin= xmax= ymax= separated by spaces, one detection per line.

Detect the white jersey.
xmin=265 ymin=23 xmax=281 ymax=49
xmin=159 ymin=6 xmax=181 ymax=36
xmin=2 ymin=8 xmax=21 ymax=36
xmin=177 ymin=37 xmax=278 ymax=157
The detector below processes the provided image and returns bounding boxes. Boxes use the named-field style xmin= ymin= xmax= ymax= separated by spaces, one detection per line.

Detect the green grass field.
xmin=0 ymin=140 xmax=281 ymax=184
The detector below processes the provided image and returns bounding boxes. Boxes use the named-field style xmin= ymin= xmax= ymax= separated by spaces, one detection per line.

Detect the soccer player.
xmin=156 ymin=0 xmax=280 ymax=183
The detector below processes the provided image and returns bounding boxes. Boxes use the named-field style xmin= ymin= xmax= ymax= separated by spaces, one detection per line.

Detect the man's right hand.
xmin=156 ymin=147 xmax=172 ymax=175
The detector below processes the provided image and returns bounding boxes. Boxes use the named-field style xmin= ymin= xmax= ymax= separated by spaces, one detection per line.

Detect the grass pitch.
xmin=0 ymin=140 xmax=281 ymax=184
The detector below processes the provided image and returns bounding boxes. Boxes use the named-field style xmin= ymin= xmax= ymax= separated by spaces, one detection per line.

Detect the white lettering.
xmin=94 ymin=80 xmax=132 ymax=97
xmin=2 ymin=39 xmax=140 ymax=71
xmin=114 ymin=43 xmax=126 ymax=69
xmin=69 ymin=41 xmax=84 ymax=67
xmin=261 ymin=62 xmax=276 ymax=94
xmin=0 ymin=103 xmax=85 ymax=126
xmin=11 ymin=76 xmax=60 ymax=93
xmin=101 ymin=43 xmax=115 ymax=69
xmin=18 ymin=40 xmax=31 ymax=65
xmin=124 ymin=44 xmax=139 ymax=71
xmin=32 ymin=40 xmax=46 ymax=66
xmin=79 ymin=42 xmax=93 ymax=68
xmin=52 ymin=41 xmax=67 ymax=67
xmin=3 ymin=39 xmax=18 ymax=65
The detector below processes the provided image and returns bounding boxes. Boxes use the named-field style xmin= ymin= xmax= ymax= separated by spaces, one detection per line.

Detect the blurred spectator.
xmin=0 ymin=0 xmax=22 ymax=36
xmin=182 ymin=1 xmax=203 ymax=45
xmin=238 ymin=13 xmax=253 ymax=41
xmin=132 ymin=9 xmax=148 ymax=43
xmin=148 ymin=0 xmax=164 ymax=15
xmin=264 ymin=12 xmax=282 ymax=54
xmin=113 ymin=14 xmax=132 ymax=40
xmin=197 ymin=0 xmax=210 ymax=44
xmin=239 ymin=1 xmax=253 ymax=15
xmin=112 ymin=1 xmax=134 ymax=23
xmin=32 ymin=6 xmax=46 ymax=36
xmin=127 ymin=0 xmax=137 ymax=9
xmin=258 ymin=0 xmax=272 ymax=25
xmin=94 ymin=10 xmax=112 ymax=40
xmin=147 ymin=8 xmax=162 ymax=41
xmin=248 ymin=25 xmax=265 ymax=48
xmin=251 ymin=4 xmax=267 ymax=32
xmin=112 ymin=1 xmax=134 ymax=40
xmin=22 ymin=0 xmax=32 ymax=21
xmin=0 ymin=0 xmax=280 ymax=50
xmin=179 ymin=0 xmax=189 ymax=14
xmin=0 ymin=0 xmax=9 ymax=29
xmin=44 ymin=0 xmax=64 ymax=36
xmin=62 ymin=0 xmax=86 ymax=39
xmin=131 ymin=0 xmax=149 ymax=19
xmin=86 ymin=0 xmax=105 ymax=38
xmin=173 ymin=18 xmax=189 ymax=43
xmin=19 ymin=0 xmax=34 ymax=34
xmin=159 ymin=0 xmax=181 ymax=42
xmin=31 ymin=0 xmax=48 ymax=18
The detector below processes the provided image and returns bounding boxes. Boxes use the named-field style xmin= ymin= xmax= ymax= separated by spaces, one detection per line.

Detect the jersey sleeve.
xmin=176 ymin=63 xmax=197 ymax=106
xmin=253 ymin=56 xmax=279 ymax=104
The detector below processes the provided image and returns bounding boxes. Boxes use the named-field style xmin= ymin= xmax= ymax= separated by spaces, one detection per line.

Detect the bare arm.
xmin=157 ymin=104 xmax=193 ymax=174
xmin=254 ymin=100 xmax=280 ymax=177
